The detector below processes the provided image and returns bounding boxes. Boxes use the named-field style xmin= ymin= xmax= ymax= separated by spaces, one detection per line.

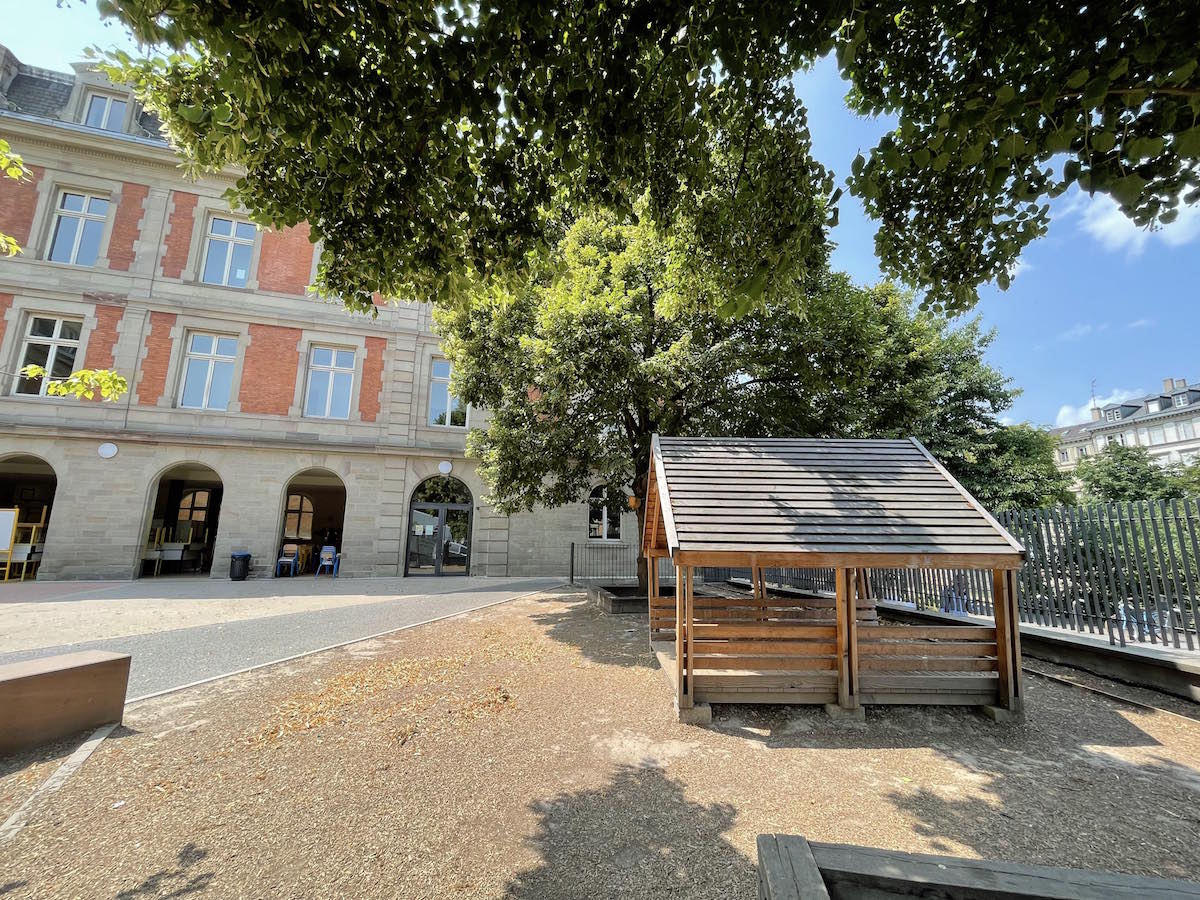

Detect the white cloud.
xmin=1071 ymin=192 xmax=1200 ymax=255
xmin=1127 ymin=318 xmax=1156 ymax=329
xmin=1008 ymin=258 xmax=1032 ymax=279
xmin=1055 ymin=388 xmax=1144 ymax=427
xmin=1056 ymin=321 xmax=1109 ymax=342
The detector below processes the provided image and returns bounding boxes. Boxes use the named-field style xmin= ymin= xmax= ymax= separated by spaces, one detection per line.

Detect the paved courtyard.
xmin=2 ymin=588 xmax=1198 ymax=899
xmin=0 ymin=576 xmax=561 ymax=698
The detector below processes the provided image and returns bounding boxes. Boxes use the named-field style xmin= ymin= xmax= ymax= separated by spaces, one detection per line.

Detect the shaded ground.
xmin=2 ymin=589 xmax=1199 ymax=899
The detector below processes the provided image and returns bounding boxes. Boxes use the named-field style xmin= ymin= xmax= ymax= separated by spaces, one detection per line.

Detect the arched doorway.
xmin=279 ymin=468 xmax=346 ymax=575
xmin=143 ymin=462 xmax=223 ymax=576
xmin=0 ymin=454 xmax=57 ymax=580
xmin=406 ymin=476 xmax=472 ymax=576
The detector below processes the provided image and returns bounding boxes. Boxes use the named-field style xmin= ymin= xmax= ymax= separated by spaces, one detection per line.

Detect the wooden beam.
xmin=675 ymin=564 xmax=685 ymax=710
xmin=671 ymin=549 xmax=1024 ymax=569
xmin=1006 ymin=568 xmax=1024 ymax=712
xmin=992 ymin=568 xmax=1016 ymax=711
xmin=683 ymin=566 xmax=695 ymax=709
xmin=651 ymin=435 xmax=680 ymax=556
xmin=835 ymin=568 xmax=859 ymax=709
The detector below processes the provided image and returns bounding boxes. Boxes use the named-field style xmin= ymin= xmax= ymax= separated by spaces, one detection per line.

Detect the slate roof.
xmin=4 ymin=70 xmax=74 ymax=118
xmin=643 ymin=436 xmax=1024 ymax=566
xmin=1050 ymin=378 xmax=1199 ymax=438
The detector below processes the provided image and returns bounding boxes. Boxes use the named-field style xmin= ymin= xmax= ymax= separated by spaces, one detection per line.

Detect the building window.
xmin=1182 ymin=421 xmax=1196 ymax=441
xmin=1078 ymin=446 xmax=1089 ymax=457
xmin=1106 ymin=434 xmax=1123 ymax=446
xmin=14 ymin=316 xmax=82 ymax=396
xmin=1058 ymin=449 xmax=1069 ymax=463
xmin=283 ymin=493 xmax=314 ymax=539
xmin=83 ymin=93 xmax=127 ymax=132
xmin=428 ymin=359 xmax=466 ymax=427
xmin=178 ymin=489 xmax=210 ymax=524
xmin=200 ymin=217 xmax=256 ymax=287
xmin=1147 ymin=400 xmax=1161 ymax=413
xmin=1149 ymin=425 xmax=1165 ymax=445
xmin=179 ymin=333 xmax=238 ymax=410
xmin=1164 ymin=423 xmax=1179 ymax=443
xmin=47 ymin=192 xmax=109 ymax=266
xmin=304 ymin=346 xmax=355 ymax=419
xmin=1175 ymin=394 xmax=1190 ymax=408
xmin=1104 ymin=408 xmax=1121 ymax=422
xmin=588 ymin=486 xmax=624 ymax=541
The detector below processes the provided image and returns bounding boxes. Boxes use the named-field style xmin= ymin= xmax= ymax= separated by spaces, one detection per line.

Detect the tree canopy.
xmin=102 ymin=1 xmax=1200 ymax=314
xmin=1075 ymin=444 xmax=1184 ymax=502
xmin=437 ymin=209 xmax=1067 ymax=548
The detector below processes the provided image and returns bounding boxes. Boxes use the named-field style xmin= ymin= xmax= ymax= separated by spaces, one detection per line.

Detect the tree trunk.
xmin=634 ymin=471 xmax=648 ymax=595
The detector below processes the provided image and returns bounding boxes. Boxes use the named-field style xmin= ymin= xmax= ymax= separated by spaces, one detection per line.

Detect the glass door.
xmin=405 ymin=504 xmax=472 ymax=575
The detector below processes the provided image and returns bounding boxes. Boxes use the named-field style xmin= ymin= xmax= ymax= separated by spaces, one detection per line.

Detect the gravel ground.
xmin=2 ymin=588 xmax=1199 ymax=899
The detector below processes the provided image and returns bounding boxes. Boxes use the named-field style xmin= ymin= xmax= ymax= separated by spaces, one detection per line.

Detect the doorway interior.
xmin=143 ymin=463 xmax=222 ymax=576
xmin=406 ymin=476 xmax=472 ymax=576
xmin=278 ymin=468 xmax=347 ymax=575
xmin=0 ymin=454 xmax=57 ymax=580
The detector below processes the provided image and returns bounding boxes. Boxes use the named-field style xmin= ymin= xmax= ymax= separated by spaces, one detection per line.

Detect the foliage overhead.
xmin=19 ymin=366 xmax=130 ymax=402
xmin=1075 ymin=443 xmax=1184 ymax=502
xmin=0 ymin=138 xmax=26 ymax=257
xmin=436 ymin=209 xmax=1062 ymax=537
xmin=100 ymin=1 xmax=1200 ymax=314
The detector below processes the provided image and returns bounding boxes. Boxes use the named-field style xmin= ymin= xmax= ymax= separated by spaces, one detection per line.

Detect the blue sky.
xmin=6 ymin=3 xmax=1197 ymax=427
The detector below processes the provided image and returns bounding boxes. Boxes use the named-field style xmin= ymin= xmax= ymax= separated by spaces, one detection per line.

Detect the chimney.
xmin=1163 ymin=378 xmax=1175 ymax=393
xmin=1090 ymin=407 xmax=1102 ymax=421
xmin=1175 ymin=378 xmax=1187 ymax=391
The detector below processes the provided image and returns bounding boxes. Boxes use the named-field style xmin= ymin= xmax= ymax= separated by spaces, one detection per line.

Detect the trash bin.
xmin=230 ymin=551 xmax=251 ymax=581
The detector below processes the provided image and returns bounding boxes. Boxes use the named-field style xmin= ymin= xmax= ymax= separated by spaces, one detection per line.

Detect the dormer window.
xmin=1147 ymin=400 xmax=1161 ymax=413
xmin=84 ymin=93 xmax=127 ymax=132
xmin=1104 ymin=408 xmax=1120 ymax=422
xmin=1175 ymin=394 xmax=1190 ymax=408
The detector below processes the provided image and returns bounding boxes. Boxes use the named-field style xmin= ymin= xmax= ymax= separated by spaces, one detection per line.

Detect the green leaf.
xmin=1175 ymin=125 xmax=1200 ymax=157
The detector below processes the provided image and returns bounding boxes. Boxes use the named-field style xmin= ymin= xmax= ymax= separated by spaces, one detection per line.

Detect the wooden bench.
xmin=758 ymin=834 xmax=1200 ymax=899
xmin=0 ymin=651 xmax=131 ymax=756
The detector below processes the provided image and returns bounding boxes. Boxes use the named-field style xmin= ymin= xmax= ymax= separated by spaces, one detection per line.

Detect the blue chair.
xmin=314 ymin=545 xmax=340 ymax=578
xmin=275 ymin=543 xmax=299 ymax=577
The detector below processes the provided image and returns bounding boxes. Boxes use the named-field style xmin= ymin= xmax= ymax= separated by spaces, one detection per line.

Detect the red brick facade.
xmin=137 ymin=311 xmax=177 ymax=406
xmin=238 ymin=324 xmax=302 ymax=415
xmin=256 ymin=223 xmax=313 ymax=295
xmin=160 ymin=191 xmax=198 ymax=278
xmin=83 ymin=303 xmax=124 ymax=369
xmin=0 ymin=164 xmax=44 ymax=249
xmin=360 ymin=336 xmax=387 ymax=422
xmin=106 ymin=182 xmax=149 ymax=271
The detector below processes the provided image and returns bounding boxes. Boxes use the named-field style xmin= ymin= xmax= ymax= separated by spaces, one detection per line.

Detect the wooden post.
xmin=646 ymin=552 xmax=658 ymax=643
xmin=835 ymin=567 xmax=859 ymax=709
xmin=675 ymin=564 xmax=685 ymax=709
xmin=992 ymin=568 xmax=1016 ymax=711
xmin=1005 ymin=568 xmax=1024 ymax=711
xmin=682 ymin=566 xmax=695 ymax=709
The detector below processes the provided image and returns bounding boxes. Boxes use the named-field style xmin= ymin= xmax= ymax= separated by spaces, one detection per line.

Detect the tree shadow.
xmin=504 ymin=765 xmax=756 ymax=898
xmin=114 ymin=842 xmax=213 ymax=899
xmin=0 ymin=882 xmax=27 ymax=897
xmin=528 ymin=597 xmax=657 ymax=669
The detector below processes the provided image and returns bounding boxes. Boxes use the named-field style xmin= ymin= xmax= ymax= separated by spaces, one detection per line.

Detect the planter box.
xmin=587 ymin=583 xmax=652 ymax=614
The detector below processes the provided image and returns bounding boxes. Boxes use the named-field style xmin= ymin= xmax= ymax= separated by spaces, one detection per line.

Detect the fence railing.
xmin=568 ymin=498 xmax=1200 ymax=653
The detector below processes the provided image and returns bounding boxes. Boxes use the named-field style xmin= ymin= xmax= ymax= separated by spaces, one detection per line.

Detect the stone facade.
xmin=0 ymin=47 xmax=638 ymax=581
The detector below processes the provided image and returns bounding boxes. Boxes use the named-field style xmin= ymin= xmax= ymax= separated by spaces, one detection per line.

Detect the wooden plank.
xmin=675 ymin=564 xmax=685 ymax=708
xmin=1167 ymin=499 xmax=1197 ymax=651
xmin=846 ymin=569 xmax=859 ymax=707
xmin=673 ymin=522 xmax=1004 ymax=537
xmin=691 ymin=639 xmax=839 ymax=655
xmin=651 ymin=435 xmax=680 ymax=556
xmin=678 ymin=536 xmax=1021 ymax=550
xmin=757 ymin=835 xmax=832 ymax=900
xmin=691 ymin=656 xmax=836 ymax=671
xmin=674 ymin=550 xmax=1023 ymax=569
xmin=860 ymin=657 xmax=998 ymax=672
xmin=693 ymin=673 xmax=840 ymax=690
xmin=857 ymin=641 xmax=997 ymax=657
xmin=691 ymin=623 xmax=837 ymax=639
xmin=808 ymin=840 xmax=1200 ymax=899
xmin=684 ymin=566 xmax=695 ymax=707
xmin=1137 ymin=500 xmax=1174 ymax=647
xmin=993 ymin=568 xmax=1016 ymax=710
xmin=670 ymin=501 xmax=987 ymax=513
xmin=857 ymin=674 xmax=998 ymax=691
xmin=853 ymin=625 xmax=998 ymax=641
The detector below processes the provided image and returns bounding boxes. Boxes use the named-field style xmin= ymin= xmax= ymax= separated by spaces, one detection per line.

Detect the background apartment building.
xmin=0 ymin=47 xmax=630 ymax=580
xmin=1050 ymin=377 xmax=1200 ymax=472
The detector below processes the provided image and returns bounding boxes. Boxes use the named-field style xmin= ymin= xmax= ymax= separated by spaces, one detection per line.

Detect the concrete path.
xmin=0 ymin=577 xmax=563 ymax=699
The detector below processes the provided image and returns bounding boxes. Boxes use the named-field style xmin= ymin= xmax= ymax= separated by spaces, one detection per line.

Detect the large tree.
xmin=1075 ymin=444 xmax=1184 ymax=502
xmin=103 ymin=1 xmax=1200 ymax=314
xmin=437 ymin=209 xmax=1057 ymax=583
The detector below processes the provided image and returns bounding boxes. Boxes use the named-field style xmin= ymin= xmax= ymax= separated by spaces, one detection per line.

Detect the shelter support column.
xmin=646 ymin=552 xmax=658 ymax=642
xmin=675 ymin=564 xmax=686 ymax=709
xmin=991 ymin=568 xmax=1023 ymax=715
xmin=835 ymin=567 xmax=860 ymax=711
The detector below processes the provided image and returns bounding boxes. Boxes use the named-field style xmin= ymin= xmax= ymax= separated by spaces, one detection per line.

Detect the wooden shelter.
xmin=641 ymin=436 xmax=1026 ymax=719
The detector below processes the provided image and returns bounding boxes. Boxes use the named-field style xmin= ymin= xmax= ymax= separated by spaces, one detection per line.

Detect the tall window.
xmin=428 ymin=359 xmax=466 ymax=427
xmin=588 ymin=486 xmax=623 ymax=541
xmin=200 ymin=217 xmax=256 ymax=287
xmin=47 ymin=192 xmax=109 ymax=266
xmin=179 ymin=333 xmax=238 ymax=410
xmin=283 ymin=493 xmax=314 ymax=539
xmin=304 ymin=347 xmax=355 ymax=419
xmin=14 ymin=316 xmax=81 ymax=396
xmin=1057 ymin=449 xmax=1069 ymax=463
xmin=84 ymin=93 xmax=127 ymax=132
